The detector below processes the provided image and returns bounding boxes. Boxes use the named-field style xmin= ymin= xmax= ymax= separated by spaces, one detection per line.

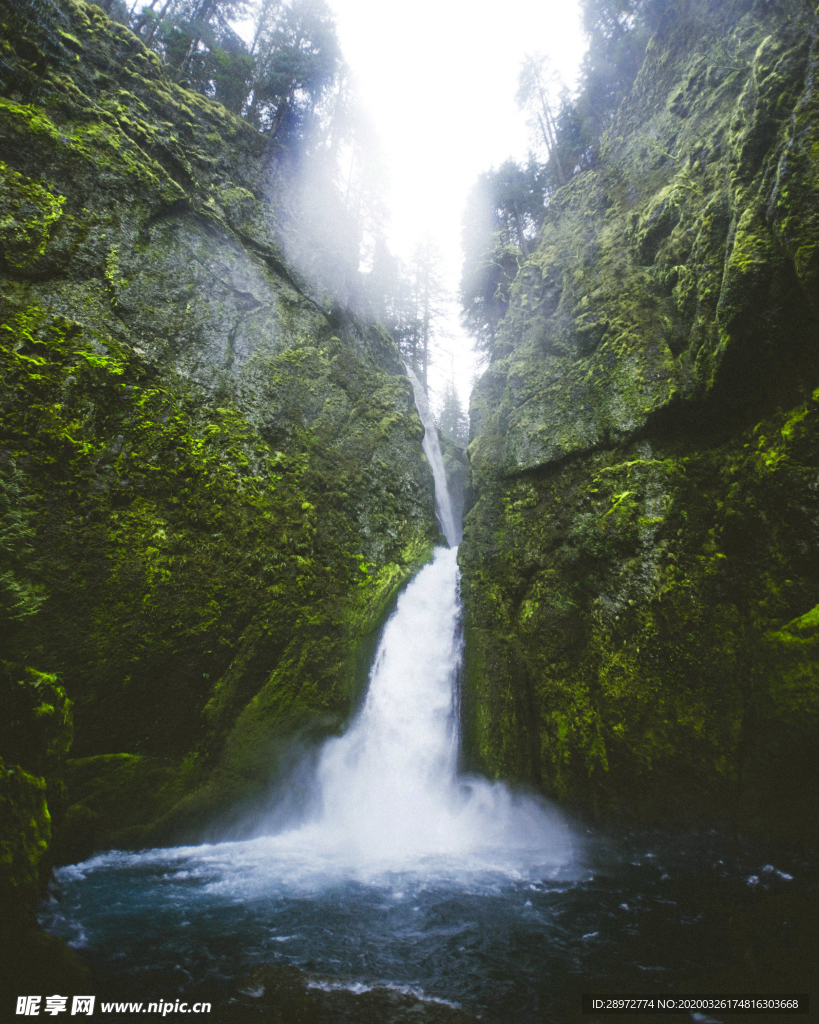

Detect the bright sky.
xmin=329 ymin=0 xmax=587 ymax=411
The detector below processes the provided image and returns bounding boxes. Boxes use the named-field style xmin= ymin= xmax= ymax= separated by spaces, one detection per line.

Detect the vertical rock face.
xmin=0 ymin=666 xmax=88 ymax=992
xmin=0 ymin=667 xmax=72 ymax=923
xmin=461 ymin=0 xmax=819 ymax=835
xmin=0 ymin=0 xmax=438 ymax=865
xmin=439 ymin=432 xmax=467 ymax=531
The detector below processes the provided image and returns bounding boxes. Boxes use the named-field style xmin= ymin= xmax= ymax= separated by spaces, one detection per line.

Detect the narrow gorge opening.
xmin=3 ymin=0 xmax=818 ymax=1017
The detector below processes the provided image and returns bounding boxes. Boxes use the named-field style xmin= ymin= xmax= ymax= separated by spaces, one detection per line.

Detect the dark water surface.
xmin=40 ymin=824 xmax=818 ymax=1023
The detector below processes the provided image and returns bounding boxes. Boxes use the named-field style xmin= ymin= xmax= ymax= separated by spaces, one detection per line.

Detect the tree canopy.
xmin=460 ymin=159 xmax=547 ymax=354
xmin=83 ymin=0 xmax=345 ymax=143
xmin=459 ymin=0 xmax=667 ymax=358
xmin=436 ymin=379 xmax=468 ymax=447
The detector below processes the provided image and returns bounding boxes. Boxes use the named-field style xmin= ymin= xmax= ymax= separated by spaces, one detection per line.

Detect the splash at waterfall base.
xmin=40 ymin=812 xmax=817 ymax=1021
xmin=37 ymin=372 xmax=587 ymax=1019
xmin=40 ymin=543 xmax=583 ymax=1021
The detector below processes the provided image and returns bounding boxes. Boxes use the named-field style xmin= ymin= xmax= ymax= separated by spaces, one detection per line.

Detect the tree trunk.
xmin=174 ymin=0 xmax=214 ymax=78
xmin=129 ymin=0 xmax=151 ymax=22
xmin=534 ymin=80 xmax=567 ymax=186
xmin=143 ymin=0 xmax=175 ymax=45
xmin=174 ymin=34 xmax=200 ymax=81
xmin=542 ymin=104 xmax=567 ymax=186
xmin=250 ymin=0 xmax=281 ymax=56
xmin=268 ymin=94 xmax=292 ymax=137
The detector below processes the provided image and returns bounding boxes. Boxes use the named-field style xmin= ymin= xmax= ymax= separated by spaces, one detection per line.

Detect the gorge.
xmin=1 ymin=0 xmax=818 ymax=1017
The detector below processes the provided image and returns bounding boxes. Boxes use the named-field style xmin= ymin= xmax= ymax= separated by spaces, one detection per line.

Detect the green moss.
xmin=0 ymin=162 xmax=65 ymax=272
xmin=786 ymin=604 xmax=819 ymax=633
xmin=58 ymin=753 xmax=194 ymax=857
xmin=462 ymin=0 xmax=819 ymax=834
xmin=464 ymin=387 xmax=819 ymax=829
xmin=0 ymin=0 xmax=439 ymax=858
xmin=0 ymin=662 xmax=78 ymax=983
xmin=0 ymin=759 xmax=50 ymax=926
xmin=0 ymin=664 xmax=73 ymax=774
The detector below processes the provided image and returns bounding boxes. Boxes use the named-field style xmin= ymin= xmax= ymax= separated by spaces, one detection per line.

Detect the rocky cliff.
xmin=461 ymin=0 xmax=819 ymax=837
xmin=0 ymin=0 xmax=438 ymax=960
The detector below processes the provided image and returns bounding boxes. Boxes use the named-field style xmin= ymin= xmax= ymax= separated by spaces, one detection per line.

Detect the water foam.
xmin=229 ymin=368 xmax=575 ymax=879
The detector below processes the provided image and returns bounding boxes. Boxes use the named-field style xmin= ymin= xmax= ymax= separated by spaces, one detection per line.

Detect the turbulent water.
xmin=40 ymin=378 xmax=817 ymax=1021
xmin=41 ymin=828 xmax=815 ymax=1021
xmin=296 ymin=546 xmax=571 ymax=873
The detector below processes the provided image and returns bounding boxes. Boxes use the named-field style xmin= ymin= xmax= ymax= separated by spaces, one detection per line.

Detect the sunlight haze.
xmin=330 ymin=0 xmax=586 ymax=406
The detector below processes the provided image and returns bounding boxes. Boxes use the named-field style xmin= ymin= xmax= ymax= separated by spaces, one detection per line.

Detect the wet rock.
xmin=0 ymin=0 xmax=437 ymax=859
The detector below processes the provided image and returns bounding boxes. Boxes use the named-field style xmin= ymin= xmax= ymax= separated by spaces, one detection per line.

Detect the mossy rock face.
xmin=461 ymin=0 xmax=819 ymax=838
xmin=0 ymin=0 xmax=438 ymax=859
xmin=439 ymin=432 xmax=467 ymax=529
xmin=0 ymin=664 xmax=85 ymax=990
xmin=0 ymin=759 xmax=50 ymax=929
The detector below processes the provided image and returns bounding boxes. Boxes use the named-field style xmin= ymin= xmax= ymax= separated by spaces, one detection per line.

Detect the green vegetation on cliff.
xmin=0 ymin=0 xmax=438 ymax=927
xmin=461 ymin=0 xmax=819 ymax=837
xmin=0 ymin=663 xmax=89 ymax=993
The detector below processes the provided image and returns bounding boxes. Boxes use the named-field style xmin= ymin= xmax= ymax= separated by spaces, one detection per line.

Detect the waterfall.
xmin=404 ymin=365 xmax=460 ymax=546
xmin=288 ymin=545 xmax=571 ymax=873
xmin=41 ymin=364 xmax=576 ymax=1015
xmin=253 ymin=366 xmax=572 ymax=875
xmin=40 ymin=379 xmax=799 ymax=1023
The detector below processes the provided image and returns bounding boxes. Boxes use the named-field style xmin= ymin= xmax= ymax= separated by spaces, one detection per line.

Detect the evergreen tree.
xmin=459 ymin=159 xmax=546 ymax=354
xmin=244 ymin=0 xmax=341 ymax=139
xmin=364 ymin=239 xmax=416 ymax=345
xmin=362 ymin=235 xmax=448 ymax=391
xmin=407 ymin=237 xmax=448 ymax=394
xmin=436 ymin=379 xmax=468 ymax=447
xmin=129 ymin=0 xmax=255 ymax=101
xmin=574 ymin=0 xmax=668 ymax=149
xmin=516 ymin=54 xmax=568 ymax=187
xmin=127 ymin=0 xmax=342 ymax=143
xmin=460 ymin=0 xmax=668 ymax=356
xmin=271 ymin=77 xmax=390 ymax=312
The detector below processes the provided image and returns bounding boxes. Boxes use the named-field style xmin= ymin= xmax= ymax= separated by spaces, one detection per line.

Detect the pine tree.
xmin=574 ymin=0 xmax=667 ymax=147
xmin=517 ymin=54 xmax=567 ymax=186
xmin=408 ymin=237 xmax=448 ymax=394
xmin=436 ymin=379 xmax=468 ymax=447
xmin=459 ymin=159 xmax=546 ymax=355
xmin=127 ymin=0 xmax=342 ymax=143
xmin=244 ymin=0 xmax=341 ymax=139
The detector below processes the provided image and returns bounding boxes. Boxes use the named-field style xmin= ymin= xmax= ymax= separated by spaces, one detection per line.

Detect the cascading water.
xmin=405 ymin=365 xmax=460 ymax=545
xmin=269 ymin=364 xmax=570 ymax=873
xmin=39 ymin=370 xmax=814 ymax=1021
xmin=247 ymin=543 xmax=570 ymax=876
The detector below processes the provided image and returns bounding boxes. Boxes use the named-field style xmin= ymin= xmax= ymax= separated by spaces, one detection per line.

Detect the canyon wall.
xmin=461 ymin=0 xmax=819 ymax=838
xmin=0 ymin=0 xmax=438 ymax=942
